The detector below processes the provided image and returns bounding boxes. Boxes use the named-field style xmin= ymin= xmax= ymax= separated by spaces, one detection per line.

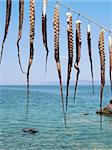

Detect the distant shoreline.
xmin=0 ymin=84 xmax=110 ymax=86
xmin=0 ymin=80 xmax=111 ymax=86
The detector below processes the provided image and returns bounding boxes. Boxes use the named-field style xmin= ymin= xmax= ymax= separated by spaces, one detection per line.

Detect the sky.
xmin=0 ymin=0 xmax=112 ymax=85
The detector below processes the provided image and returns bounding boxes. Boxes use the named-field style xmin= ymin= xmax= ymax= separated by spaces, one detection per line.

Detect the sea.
xmin=0 ymin=85 xmax=112 ymax=150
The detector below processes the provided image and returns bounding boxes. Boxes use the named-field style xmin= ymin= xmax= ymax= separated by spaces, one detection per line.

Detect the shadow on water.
xmin=100 ymin=115 xmax=102 ymax=131
xmin=26 ymin=87 xmax=29 ymax=119
xmin=99 ymin=112 xmax=112 ymax=132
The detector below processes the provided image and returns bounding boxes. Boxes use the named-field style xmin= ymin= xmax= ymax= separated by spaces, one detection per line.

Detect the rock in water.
xmin=96 ymin=110 xmax=112 ymax=116
xmin=22 ymin=128 xmax=38 ymax=134
xmin=84 ymin=113 xmax=89 ymax=116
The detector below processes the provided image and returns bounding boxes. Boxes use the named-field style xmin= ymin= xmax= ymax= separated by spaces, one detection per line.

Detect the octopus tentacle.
xmin=109 ymin=35 xmax=112 ymax=97
xmin=17 ymin=0 xmax=26 ymax=74
xmin=53 ymin=5 xmax=66 ymax=126
xmin=26 ymin=0 xmax=35 ymax=114
xmin=87 ymin=24 xmax=94 ymax=94
xmin=74 ymin=64 xmax=80 ymax=99
xmin=98 ymin=29 xmax=105 ymax=112
xmin=42 ymin=0 xmax=49 ymax=73
xmin=74 ymin=20 xmax=81 ymax=101
xmin=66 ymin=12 xmax=73 ymax=114
xmin=0 ymin=0 xmax=12 ymax=64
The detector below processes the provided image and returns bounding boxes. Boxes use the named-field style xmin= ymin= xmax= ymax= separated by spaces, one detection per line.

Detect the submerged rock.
xmin=84 ymin=113 xmax=89 ymax=116
xmin=22 ymin=128 xmax=38 ymax=134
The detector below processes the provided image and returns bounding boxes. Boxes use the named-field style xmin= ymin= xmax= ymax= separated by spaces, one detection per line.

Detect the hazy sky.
xmin=0 ymin=0 xmax=112 ymax=85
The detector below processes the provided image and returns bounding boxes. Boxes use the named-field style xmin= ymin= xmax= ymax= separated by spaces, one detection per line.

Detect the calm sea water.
xmin=0 ymin=85 xmax=112 ymax=150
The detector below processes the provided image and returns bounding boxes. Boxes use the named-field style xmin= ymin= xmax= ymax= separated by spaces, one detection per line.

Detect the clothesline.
xmin=56 ymin=0 xmax=112 ymax=34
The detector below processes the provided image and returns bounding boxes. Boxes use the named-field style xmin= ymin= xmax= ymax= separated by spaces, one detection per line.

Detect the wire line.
xmin=56 ymin=0 xmax=112 ymax=34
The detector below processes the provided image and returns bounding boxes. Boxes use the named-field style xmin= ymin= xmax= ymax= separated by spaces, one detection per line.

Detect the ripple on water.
xmin=0 ymin=85 xmax=112 ymax=149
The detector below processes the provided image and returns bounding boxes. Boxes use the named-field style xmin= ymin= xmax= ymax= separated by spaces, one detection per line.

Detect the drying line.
xmin=56 ymin=0 xmax=112 ymax=34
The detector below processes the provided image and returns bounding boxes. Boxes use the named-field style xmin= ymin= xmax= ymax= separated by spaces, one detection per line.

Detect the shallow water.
xmin=0 ymin=85 xmax=112 ymax=150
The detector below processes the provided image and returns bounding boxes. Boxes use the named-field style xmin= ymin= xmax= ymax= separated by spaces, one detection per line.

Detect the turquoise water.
xmin=0 ymin=85 xmax=112 ymax=150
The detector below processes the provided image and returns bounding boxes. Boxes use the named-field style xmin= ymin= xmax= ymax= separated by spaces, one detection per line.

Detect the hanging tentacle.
xmin=27 ymin=0 xmax=35 ymax=114
xmin=42 ymin=0 xmax=49 ymax=73
xmin=109 ymin=35 xmax=112 ymax=97
xmin=74 ymin=20 xmax=81 ymax=101
xmin=17 ymin=0 xmax=26 ymax=74
xmin=0 ymin=0 xmax=12 ymax=64
xmin=98 ymin=29 xmax=105 ymax=113
xmin=66 ymin=12 xmax=73 ymax=114
xmin=87 ymin=24 xmax=94 ymax=94
xmin=53 ymin=5 xmax=66 ymax=126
